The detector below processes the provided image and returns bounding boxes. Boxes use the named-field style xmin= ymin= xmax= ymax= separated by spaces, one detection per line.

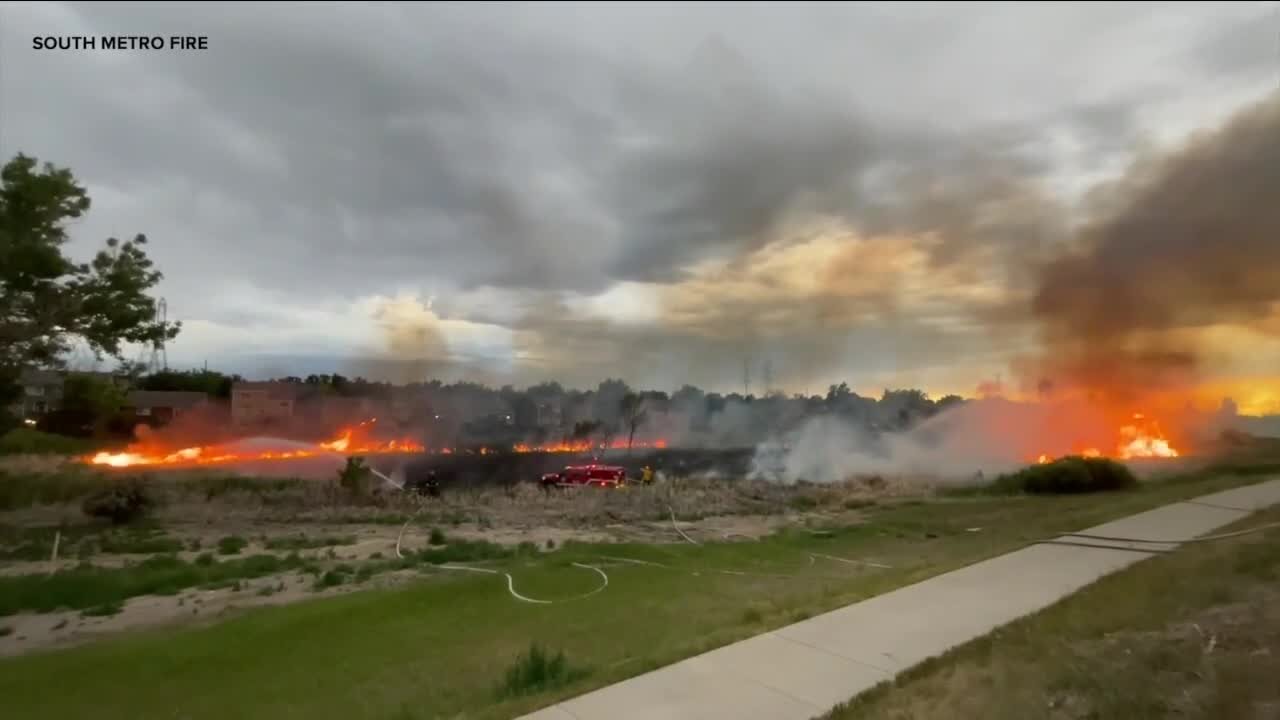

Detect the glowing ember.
xmin=1035 ymin=412 xmax=1179 ymax=464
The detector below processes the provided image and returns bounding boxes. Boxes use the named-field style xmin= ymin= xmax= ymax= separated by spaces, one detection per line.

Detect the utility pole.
xmin=742 ymin=357 xmax=751 ymax=397
xmin=762 ymin=359 xmax=774 ymax=397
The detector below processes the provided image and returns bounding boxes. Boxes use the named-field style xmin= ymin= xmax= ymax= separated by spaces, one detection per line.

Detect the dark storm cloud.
xmin=3 ymin=2 xmax=1277 ymax=390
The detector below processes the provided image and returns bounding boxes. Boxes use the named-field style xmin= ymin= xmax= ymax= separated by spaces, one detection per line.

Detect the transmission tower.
xmin=762 ymin=359 xmax=774 ymax=396
xmin=147 ymin=298 xmax=169 ymax=373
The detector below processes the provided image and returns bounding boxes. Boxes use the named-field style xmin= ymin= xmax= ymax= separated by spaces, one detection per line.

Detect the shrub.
xmin=216 ymin=536 xmax=248 ymax=555
xmin=992 ymin=457 xmax=1138 ymax=495
xmin=0 ymin=428 xmax=97 ymax=456
xmin=194 ymin=552 xmax=216 ymax=567
xmin=314 ymin=570 xmax=345 ymax=590
xmin=428 ymin=528 xmax=446 ymax=546
xmin=0 ymin=625 xmax=12 ymax=637
xmin=496 ymin=644 xmax=588 ymax=699
xmin=337 ymin=456 xmax=372 ymax=497
xmin=81 ymin=482 xmax=154 ymax=525
xmin=417 ymin=539 xmax=511 ymax=565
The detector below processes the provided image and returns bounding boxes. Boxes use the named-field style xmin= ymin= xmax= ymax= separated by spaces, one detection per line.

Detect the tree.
xmin=620 ymin=391 xmax=648 ymax=453
xmin=60 ymin=373 xmax=126 ymax=435
xmin=0 ymin=153 xmax=179 ymax=407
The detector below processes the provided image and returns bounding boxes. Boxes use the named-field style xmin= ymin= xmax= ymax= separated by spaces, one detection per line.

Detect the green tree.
xmin=61 ymin=373 xmax=126 ymax=435
xmin=0 ymin=153 xmax=180 ymax=408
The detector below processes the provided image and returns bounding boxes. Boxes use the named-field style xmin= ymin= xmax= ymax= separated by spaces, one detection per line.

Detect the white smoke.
xmin=751 ymin=398 xmax=1114 ymax=484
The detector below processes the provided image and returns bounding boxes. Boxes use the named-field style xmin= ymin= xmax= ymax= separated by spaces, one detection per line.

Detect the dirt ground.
xmin=0 ymin=464 xmax=927 ymax=658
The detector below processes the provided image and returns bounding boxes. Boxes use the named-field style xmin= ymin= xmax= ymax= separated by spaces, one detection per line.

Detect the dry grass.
xmin=826 ymin=506 xmax=1280 ymax=720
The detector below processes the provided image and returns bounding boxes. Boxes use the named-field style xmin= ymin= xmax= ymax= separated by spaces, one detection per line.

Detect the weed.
xmin=428 ymin=528 xmax=446 ymax=546
xmin=217 ymin=536 xmax=248 ymax=556
xmin=545 ymin=539 xmax=556 ymax=550
xmin=369 ymin=552 xmax=384 ymax=560
xmin=0 ymin=626 xmax=11 ymax=637
xmin=194 ymin=552 xmax=216 ymax=567
xmin=740 ymin=607 xmax=764 ymax=624
xmin=314 ymin=570 xmax=345 ymax=591
xmin=496 ymin=643 xmax=588 ymax=699
xmin=187 ymin=539 xmax=202 ymax=551
xmin=416 ymin=539 xmax=512 ymax=565
xmin=231 ymin=580 xmax=243 ymax=592
xmin=355 ymin=565 xmax=375 ymax=583
xmin=51 ymin=618 xmax=67 ymax=631
xmin=256 ymin=585 xmax=276 ymax=597
xmin=517 ymin=541 xmax=539 ymax=555
xmin=81 ymin=601 xmax=124 ymax=618
xmin=325 ymin=547 xmax=338 ymax=560
xmin=81 ymin=482 xmax=154 ymax=525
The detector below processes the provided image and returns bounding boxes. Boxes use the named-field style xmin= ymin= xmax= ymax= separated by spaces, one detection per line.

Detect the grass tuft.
xmin=216 ymin=536 xmax=248 ymax=556
xmin=496 ymin=643 xmax=588 ymax=699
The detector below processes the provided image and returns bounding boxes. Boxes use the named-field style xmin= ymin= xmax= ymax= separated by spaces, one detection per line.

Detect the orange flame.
xmin=89 ymin=418 xmax=423 ymax=469
xmin=1036 ymin=412 xmax=1179 ymax=464
xmin=86 ymin=417 xmax=672 ymax=469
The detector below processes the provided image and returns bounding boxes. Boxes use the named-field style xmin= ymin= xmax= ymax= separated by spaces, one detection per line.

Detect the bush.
xmin=428 ymin=528 xmax=446 ymax=546
xmin=992 ymin=457 xmax=1138 ymax=495
xmin=496 ymin=644 xmax=588 ymax=699
xmin=338 ymin=456 xmax=372 ymax=497
xmin=81 ymin=482 xmax=154 ymax=525
xmin=0 ymin=428 xmax=98 ymax=456
xmin=216 ymin=536 xmax=248 ymax=555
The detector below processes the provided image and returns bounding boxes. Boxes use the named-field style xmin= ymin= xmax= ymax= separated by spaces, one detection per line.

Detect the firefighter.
xmin=640 ymin=465 xmax=655 ymax=485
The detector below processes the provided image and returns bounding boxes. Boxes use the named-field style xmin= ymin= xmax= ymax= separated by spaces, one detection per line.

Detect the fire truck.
xmin=539 ymin=464 xmax=626 ymax=489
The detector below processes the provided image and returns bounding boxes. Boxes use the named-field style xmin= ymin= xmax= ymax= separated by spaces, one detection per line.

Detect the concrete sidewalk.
xmin=520 ymin=479 xmax=1280 ymax=720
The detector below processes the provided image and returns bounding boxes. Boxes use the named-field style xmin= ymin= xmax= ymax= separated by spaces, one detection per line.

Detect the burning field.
xmin=86 ymin=417 xmax=671 ymax=477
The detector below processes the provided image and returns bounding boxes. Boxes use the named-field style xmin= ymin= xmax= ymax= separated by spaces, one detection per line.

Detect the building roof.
xmin=127 ymin=390 xmax=210 ymax=409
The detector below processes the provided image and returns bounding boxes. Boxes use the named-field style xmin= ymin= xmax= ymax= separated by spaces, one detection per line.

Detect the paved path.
xmin=519 ymin=479 xmax=1280 ymax=720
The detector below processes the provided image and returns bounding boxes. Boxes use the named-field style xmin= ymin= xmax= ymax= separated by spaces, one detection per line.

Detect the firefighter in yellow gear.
xmin=640 ymin=465 xmax=655 ymax=485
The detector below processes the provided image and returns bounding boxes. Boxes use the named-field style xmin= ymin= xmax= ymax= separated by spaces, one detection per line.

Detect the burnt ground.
xmin=397 ymin=447 xmax=758 ymax=491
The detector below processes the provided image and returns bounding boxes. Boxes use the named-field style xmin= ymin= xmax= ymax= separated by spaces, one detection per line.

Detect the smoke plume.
xmin=1024 ymin=93 xmax=1280 ymax=403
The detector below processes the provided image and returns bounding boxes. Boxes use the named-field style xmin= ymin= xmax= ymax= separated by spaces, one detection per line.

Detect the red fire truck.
xmin=539 ymin=464 xmax=626 ymax=489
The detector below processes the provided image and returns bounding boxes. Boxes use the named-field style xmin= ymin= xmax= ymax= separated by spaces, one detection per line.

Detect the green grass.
xmin=824 ymin=506 xmax=1280 ymax=720
xmin=263 ymin=535 xmax=358 ymax=551
xmin=0 ymin=428 xmax=100 ymax=456
xmin=0 ymin=469 xmax=1271 ymax=720
xmin=0 ymin=553 xmax=306 ymax=616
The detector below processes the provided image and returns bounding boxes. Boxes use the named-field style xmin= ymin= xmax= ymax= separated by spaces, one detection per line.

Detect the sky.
xmin=2 ymin=2 xmax=1279 ymax=409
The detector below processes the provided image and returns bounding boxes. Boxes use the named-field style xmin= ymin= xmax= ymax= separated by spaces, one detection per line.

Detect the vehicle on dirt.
xmin=539 ymin=464 xmax=627 ymax=489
